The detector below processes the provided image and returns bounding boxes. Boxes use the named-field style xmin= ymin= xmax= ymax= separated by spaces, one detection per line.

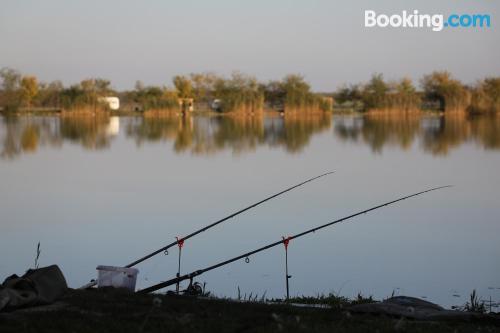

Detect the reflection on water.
xmin=1 ymin=116 xmax=61 ymax=158
xmin=126 ymin=112 xmax=331 ymax=154
xmin=1 ymin=112 xmax=500 ymax=158
xmin=0 ymin=115 xmax=120 ymax=158
xmin=125 ymin=113 xmax=265 ymax=154
xmin=59 ymin=115 xmax=119 ymax=150
xmin=334 ymin=112 xmax=500 ymax=155
xmin=335 ymin=113 xmax=421 ymax=152
xmin=273 ymin=112 xmax=331 ymax=152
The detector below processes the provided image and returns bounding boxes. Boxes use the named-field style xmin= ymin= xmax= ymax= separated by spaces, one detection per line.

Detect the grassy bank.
xmin=1 ymin=288 xmax=499 ymax=333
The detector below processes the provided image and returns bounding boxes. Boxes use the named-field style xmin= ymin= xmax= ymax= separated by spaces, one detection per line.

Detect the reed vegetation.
xmin=212 ymin=72 xmax=264 ymax=113
xmin=336 ymin=74 xmax=420 ymax=113
xmin=468 ymin=77 xmax=500 ymax=114
xmin=421 ymin=71 xmax=470 ymax=112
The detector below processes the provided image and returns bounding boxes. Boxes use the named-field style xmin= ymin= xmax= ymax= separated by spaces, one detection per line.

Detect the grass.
xmin=452 ymin=290 xmax=488 ymax=314
xmin=278 ymin=292 xmax=374 ymax=309
xmin=1 ymin=288 xmax=498 ymax=332
xmin=34 ymin=242 xmax=41 ymax=269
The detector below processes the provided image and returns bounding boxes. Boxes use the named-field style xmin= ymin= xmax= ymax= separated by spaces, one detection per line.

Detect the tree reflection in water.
xmin=0 ymin=114 xmax=117 ymax=158
xmin=1 ymin=111 xmax=500 ymax=158
xmin=125 ymin=111 xmax=331 ymax=155
xmin=59 ymin=115 xmax=116 ymax=150
xmin=333 ymin=112 xmax=500 ymax=156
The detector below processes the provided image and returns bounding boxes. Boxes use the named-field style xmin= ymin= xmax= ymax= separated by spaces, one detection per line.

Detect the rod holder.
xmin=282 ymin=236 xmax=291 ymax=301
xmin=175 ymin=237 xmax=185 ymax=294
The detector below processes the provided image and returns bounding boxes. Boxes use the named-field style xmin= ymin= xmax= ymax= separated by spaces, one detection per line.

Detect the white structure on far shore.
xmin=98 ymin=97 xmax=120 ymax=110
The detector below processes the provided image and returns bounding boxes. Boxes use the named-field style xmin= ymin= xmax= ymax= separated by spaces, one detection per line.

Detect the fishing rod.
xmin=138 ymin=185 xmax=452 ymax=294
xmin=81 ymin=172 xmax=334 ymax=289
xmin=125 ymin=171 xmax=334 ymax=268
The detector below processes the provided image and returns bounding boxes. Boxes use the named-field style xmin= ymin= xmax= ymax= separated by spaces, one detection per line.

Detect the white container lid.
xmin=96 ymin=265 xmax=139 ymax=274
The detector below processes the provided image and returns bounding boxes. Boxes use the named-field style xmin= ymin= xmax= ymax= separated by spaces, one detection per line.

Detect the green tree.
xmin=282 ymin=74 xmax=312 ymax=107
xmin=80 ymin=78 xmax=112 ymax=96
xmin=362 ymin=73 xmax=388 ymax=110
xmin=335 ymin=84 xmax=362 ymax=104
xmin=95 ymin=79 xmax=111 ymax=95
xmin=0 ymin=67 xmax=22 ymax=109
xmin=173 ymin=75 xmax=192 ymax=98
xmin=37 ymin=80 xmax=64 ymax=107
xmin=263 ymin=80 xmax=286 ymax=108
xmin=76 ymin=78 xmax=113 ymax=109
xmin=190 ymin=73 xmax=218 ymax=102
xmin=212 ymin=72 xmax=263 ymax=113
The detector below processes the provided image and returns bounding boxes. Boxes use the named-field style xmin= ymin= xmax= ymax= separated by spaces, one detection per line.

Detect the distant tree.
xmin=80 ymin=79 xmax=94 ymax=93
xmin=388 ymin=78 xmax=421 ymax=111
xmin=482 ymin=78 xmax=500 ymax=106
xmin=190 ymin=72 xmax=218 ymax=102
xmin=20 ymin=76 xmax=39 ymax=107
xmin=130 ymin=83 xmax=179 ymax=111
xmin=0 ymin=67 xmax=21 ymax=91
xmin=79 ymin=79 xmax=98 ymax=106
xmin=60 ymin=84 xmax=86 ymax=108
xmin=212 ymin=72 xmax=263 ymax=112
xmin=0 ymin=67 xmax=22 ymax=109
xmin=421 ymin=71 xmax=469 ymax=111
xmin=173 ymin=75 xmax=192 ymax=98
xmin=335 ymin=84 xmax=362 ymax=104
xmin=37 ymin=80 xmax=64 ymax=107
xmin=80 ymin=78 xmax=112 ymax=96
xmin=335 ymin=86 xmax=352 ymax=104
xmin=282 ymin=74 xmax=312 ymax=106
xmin=469 ymin=77 xmax=500 ymax=113
xmin=362 ymin=73 xmax=389 ymax=110
xmin=94 ymin=79 xmax=111 ymax=95
xmin=396 ymin=78 xmax=416 ymax=94
xmin=74 ymin=78 xmax=113 ymax=109
xmin=263 ymin=80 xmax=286 ymax=107
xmin=261 ymin=74 xmax=330 ymax=111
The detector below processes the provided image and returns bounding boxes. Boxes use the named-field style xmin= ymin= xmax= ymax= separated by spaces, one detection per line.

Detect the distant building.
xmin=98 ymin=97 xmax=120 ymax=110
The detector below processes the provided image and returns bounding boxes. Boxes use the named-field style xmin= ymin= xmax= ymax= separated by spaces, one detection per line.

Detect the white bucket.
xmin=96 ymin=265 xmax=139 ymax=291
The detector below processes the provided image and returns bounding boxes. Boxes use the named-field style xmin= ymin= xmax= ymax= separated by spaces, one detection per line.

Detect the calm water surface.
xmin=1 ymin=112 xmax=499 ymax=308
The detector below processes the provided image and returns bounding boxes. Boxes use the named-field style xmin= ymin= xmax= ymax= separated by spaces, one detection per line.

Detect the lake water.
xmin=1 ymin=112 xmax=499 ymax=308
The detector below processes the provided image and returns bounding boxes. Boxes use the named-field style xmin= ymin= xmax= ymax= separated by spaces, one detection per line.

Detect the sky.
xmin=0 ymin=0 xmax=499 ymax=91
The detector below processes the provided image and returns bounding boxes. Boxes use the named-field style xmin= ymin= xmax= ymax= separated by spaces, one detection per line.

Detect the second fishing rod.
xmin=127 ymin=171 xmax=334 ymax=268
xmin=138 ymin=185 xmax=452 ymax=295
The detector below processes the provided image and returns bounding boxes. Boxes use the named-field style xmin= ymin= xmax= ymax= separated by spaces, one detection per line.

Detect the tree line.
xmin=335 ymin=72 xmax=500 ymax=113
xmin=0 ymin=67 xmax=498 ymax=114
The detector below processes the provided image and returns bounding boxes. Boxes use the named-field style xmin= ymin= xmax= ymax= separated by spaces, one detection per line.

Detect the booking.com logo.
xmin=365 ymin=10 xmax=491 ymax=32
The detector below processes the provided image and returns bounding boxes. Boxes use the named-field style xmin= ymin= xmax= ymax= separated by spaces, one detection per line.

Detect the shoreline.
xmin=1 ymin=288 xmax=499 ymax=332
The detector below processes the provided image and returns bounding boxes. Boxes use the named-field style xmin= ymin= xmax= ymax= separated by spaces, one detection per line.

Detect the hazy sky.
xmin=1 ymin=0 xmax=498 ymax=91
